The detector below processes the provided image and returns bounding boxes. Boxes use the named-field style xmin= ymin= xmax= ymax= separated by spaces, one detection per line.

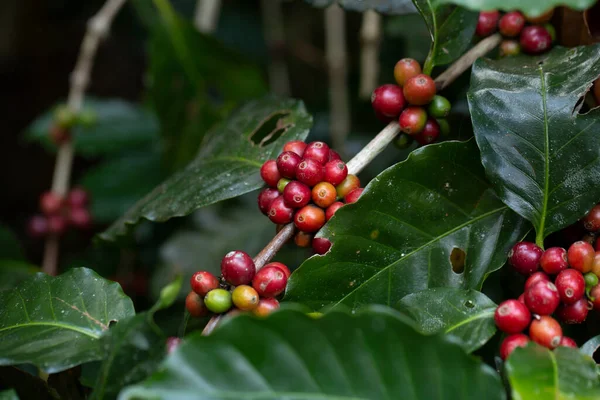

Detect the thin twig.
xmin=261 ymin=0 xmax=291 ymax=96
xmin=359 ymin=10 xmax=382 ymax=99
xmin=42 ymin=0 xmax=128 ymax=276
xmin=253 ymin=224 xmax=295 ymax=270
xmin=194 ymin=0 xmax=221 ymax=33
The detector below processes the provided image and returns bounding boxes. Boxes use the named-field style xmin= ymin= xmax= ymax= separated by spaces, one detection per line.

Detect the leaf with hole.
xmin=304 ymin=0 xmax=416 ymax=14
xmin=285 ymin=140 xmax=528 ymax=311
xmin=468 ymin=45 xmax=600 ymax=245
xmin=438 ymin=0 xmax=595 ymax=17
xmin=0 ymin=268 xmax=134 ymax=373
xmin=581 ymin=335 xmax=600 ymax=358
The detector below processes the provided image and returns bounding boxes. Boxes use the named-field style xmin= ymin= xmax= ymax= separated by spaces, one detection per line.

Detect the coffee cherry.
xmin=403 ymin=74 xmax=436 ymax=106
xmin=312 ymin=182 xmax=337 ymax=208
xmin=508 ymin=242 xmax=543 ymax=275
xmin=590 ymin=284 xmax=600 ymax=309
xmin=258 ymin=188 xmax=280 ymax=215
xmin=540 ymin=247 xmax=568 ymax=274
xmin=326 ymin=202 xmax=344 ymax=220
xmin=324 ymin=160 xmax=348 ymax=186
xmin=277 ymin=178 xmax=291 ymax=193
xmin=313 ymin=237 xmax=332 ymax=255
xmin=294 ymin=231 xmax=313 ymax=248
xmin=67 ymin=187 xmax=89 ymax=209
xmin=393 ymin=58 xmax=422 ymax=86
xmin=204 ymin=288 xmax=233 ymax=314
xmin=190 ymin=271 xmax=220 ymax=297
xmin=221 ymin=250 xmax=256 ymax=286
xmin=49 ymin=124 xmax=71 ymax=145
xmin=559 ymin=336 xmax=577 ymax=348
xmin=166 ymin=337 xmax=182 ymax=354
xmin=499 ymin=40 xmax=521 ymax=57
xmin=567 ymin=241 xmax=595 ymax=273
xmin=336 ymin=175 xmax=360 ymax=198
xmin=371 ymin=84 xmax=406 ymax=118
xmin=518 ymin=293 xmax=526 ymax=304
xmin=252 ymin=265 xmax=288 ymax=297
xmin=399 ymin=107 xmax=427 ymax=135
xmin=394 ymin=133 xmax=414 ymax=149
xmin=582 ymin=205 xmax=600 ymax=231
xmin=556 ymin=298 xmax=589 ymax=324
xmin=520 ymin=26 xmax=552 ymax=55
xmin=529 ymin=315 xmax=562 ymax=349
xmin=186 ymin=291 xmax=209 ymax=317
xmin=344 ymin=188 xmax=364 ymax=204
xmin=585 ymin=272 xmax=599 ymax=288
xmin=283 ymin=140 xmax=307 ymax=157
xmin=500 ymin=334 xmax=530 ymax=360
xmin=555 ymin=269 xmax=585 ymax=304
xmin=296 ymin=159 xmax=325 ymax=187
xmin=427 ymin=95 xmax=451 ymax=119
xmin=268 ymin=196 xmax=294 ymax=224
xmin=525 ymin=271 xmax=550 ymax=291
xmin=253 ymin=298 xmax=280 ymax=317
xmin=40 ymin=191 xmax=63 ymax=215
xmin=494 ymin=299 xmax=531 ymax=333
xmin=283 ymin=181 xmax=312 ymax=209
xmin=69 ymin=208 xmax=92 ymax=230
xmin=499 ymin=11 xmax=525 ymax=37
xmin=266 ymin=262 xmax=291 ymax=278
xmin=476 ymin=11 xmax=500 ymax=37
xmin=525 ymin=281 xmax=560 ymax=315
xmin=276 ymin=151 xmax=302 ymax=179
xmin=304 ymin=142 xmax=330 ymax=165
xmin=294 ymin=205 xmax=326 ymax=233
xmin=48 ymin=215 xmax=68 ymax=235
xmin=27 ymin=215 xmax=49 ymax=238
xmin=328 ymin=149 xmax=341 ymax=162
xmin=526 ymin=8 xmax=554 ymax=24
xmin=260 ymin=160 xmax=281 ymax=188
xmin=414 ymin=118 xmax=440 ymax=145
xmin=231 ymin=285 xmax=259 ymax=311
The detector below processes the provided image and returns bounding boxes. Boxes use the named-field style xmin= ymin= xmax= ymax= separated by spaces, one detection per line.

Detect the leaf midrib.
xmin=0 ymin=321 xmax=100 ymax=338
xmin=536 ymin=66 xmax=550 ymax=247
xmin=444 ymin=309 xmax=495 ymax=334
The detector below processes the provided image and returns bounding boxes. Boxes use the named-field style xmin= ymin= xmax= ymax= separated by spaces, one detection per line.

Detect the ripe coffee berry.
xmin=414 ymin=118 xmax=440 ymax=145
xmin=49 ymin=124 xmax=71 ymax=145
xmin=313 ymin=237 xmax=332 ymax=255
xmin=500 ymin=334 xmax=530 ymax=360
xmin=529 ymin=315 xmax=562 ymax=349
xmin=268 ymin=196 xmax=294 ymax=224
xmin=525 ymin=280 xmax=560 ymax=315
xmin=520 ymin=26 xmax=552 ymax=54
xmin=67 ymin=187 xmax=90 ymax=208
xmin=221 ymin=250 xmax=256 ymax=286
xmin=556 ymin=298 xmax=589 ymax=324
xmin=324 ymin=160 xmax=348 ymax=186
xmin=393 ymin=58 xmax=422 ymax=86
xmin=276 ymin=151 xmax=302 ymax=179
xmin=336 ymin=175 xmax=360 ymax=198
xmin=27 ymin=215 xmax=48 ymax=238
xmin=344 ymin=188 xmax=364 ymax=204
xmin=283 ymin=181 xmax=312 ymax=209
xmin=525 ymin=271 xmax=549 ymax=291
xmin=48 ymin=215 xmax=68 ymax=235
xmin=258 ymin=188 xmax=280 ymax=215
xmin=540 ymin=247 xmax=568 ymax=274
xmin=371 ymin=84 xmax=406 ymax=118
xmin=499 ymin=40 xmax=521 ymax=57
xmin=328 ymin=149 xmax=341 ymax=161
xmin=517 ymin=293 xmax=525 ymax=304
xmin=69 ymin=208 xmax=92 ymax=230
xmin=476 ymin=11 xmax=500 ymax=37
xmin=582 ymin=205 xmax=600 ymax=231
xmin=592 ymin=254 xmax=600 ymax=277
xmin=494 ymin=299 xmax=531 ymax=333
xmin=312 ymin=182 xmax=337 ymax=208
xmin=555 ymin=269 xmax=585 ymax=304
xmin=508 ymin=242 xmax=543 ymax=275
xmin=204 ymin=288 xmax=233 ymax=314
xmin=186 ymin=291 xmax=209 ymax=317
xmin=283 ymin=140 xmax=307 ymax=157
xmin=304 ymin=142 xmax=330 ymax=165
xmin=399 ymin=107 xmax=427 ymax=135
xmin=427 ymin=95 xmax=451 ymax=119
xmin=295 ymin=205 xmax=326 ymax=233
xmin=253 ymin=298 xmax=280 ymax=317
xmin=296 ymin=159 xmax=325 ymax=187
xmin=40 ymin=192 xmax=63 ymax=215
xmin=267 ymin=262 xmax=291 ymax=278
xmin=559 ymin=336 xmax=577 ymax=348
xmin=567 ymin=241 xmax=595 ymax=273
xmin=499 ymin=11 xmax=525 ymax=37
xmin=253 ymin=265 xmax=288 ymax=297
xmin=403 ymin=74 xmax=436 ymax=106
xmin=260 ymin=160 xmax=281 ymax=188
xmin=277 ymin=178 xmax=291 ymax=193
xmin=190 ymin=271 xmax=220 ymax=297
xmin=231 ymin=285 xmax=259 ymax=311
xmin=294 ymin=231 xmax=313 ymax=248
xmin=326 ymin=202 xmax=344 ymax=220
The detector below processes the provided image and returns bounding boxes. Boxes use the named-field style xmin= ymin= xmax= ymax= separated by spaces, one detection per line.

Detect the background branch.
xmin=359 ymin=10 xmax=382 ymax=99
xmin=261 ymin=0 xmax=291 ymax=96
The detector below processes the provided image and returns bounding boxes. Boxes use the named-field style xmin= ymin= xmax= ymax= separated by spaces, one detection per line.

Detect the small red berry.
xmin=555 ymin=269 xmax=585 ymax=304
xmin=258 ymin=188 xmax=280 ymax=215
xmin=276 ymin=151 xmax=302 ymax=179
xmin=268 ymin=196 xmax=294 ymax=224
xmin=371 ymin=84 xmax=406 ymax=118
xmin=328 ymin=149 xmax=341 ymax=161
xmin=508 ymin=242 xmax=543 ymax=275
xmin=403 ymin=74 xmax=436 ymax=106
xmin=69 ymin=208 xmax=92 ymax=230
xmin=221 ymin=250 xmax=256 ymax=286
xmin=294 ymin=231 xmax=313 ymax=248
xmin=525 ymin=280 xmax=560 ymax=315
xmin=520 ymin=26 xmax=552 ymax=55
xmin=324 ymin=160 xmax=348 ymax=186
xmin=283 ymin=181 xmax=312 ymax=209
xmin=296 ymin=159 xmax=325 ymax=187
xmin=394 ymin=58 xmax=422 ymax=86
xmin=295 ymin=205 xmax=326 ymax=233
xmin=494 ymin=299 xmax=531 ymax=334
xmin=283 ymin=140 xmax=307 ymax=157
xmin=266 ymin=262 xmax=291 ymax=278
xmin=312 ymin=182 xmax=337 ymax=208
xmin=166 ymin=337 xmax=182 ymax=354
xmin=326 ymin=202 xmax=344 ymax=220
xmin=592 ymin=253 xmax=600 ymax=277
xmin=303 ymin=142 xmax=330 ymax=165
xmin=556 ymin=298 xmax=589 ymax=324
xmin=567 ymin=241 xmax=595 ymax=273
xmin=499 ymin=11 xmax=525 ymax=37
xmin=476 ymin=11 xmax=500 ymax=37
xmin=517 ymin=293 xmax=526 ymax=304
xmin=67 ymin=187 xmax=89 ymax=208
xmin=344 ymin=188 xmax=364 ymax=204
xmin=582 ymin=205 xmax=600 ymax=232
xmin=525 ymin=271 xmax=550 ymax=291
xmin=414 ymin=118 xmax=440 ymax=145
xmin=559 ymin=336 xmax=577 ymax=348
xmin=590 ymin=284 xmax=600 ymax=310
xmin=336 ymin=174 xmax=360 ymax=199
xmin=260 ymin=160 xmax=281 ymax=188
xmin=49 ymin=124 xmax=71 ymax=145
xmin=313 ymin=237 xmax=332 ymax=255
xmin=529 ymin=315 xmax=562 ymax=349
xmin=399 ymin=107 xmax=427 ymax=135
xmin=253 ymin=298 xmax=280 ymax=317
xmin=27 ymin=215 xmax=48 ymax=238
xmin=540 ymin=247 xmax=568 ymax=274
xmin=40 ymin=191 xmax=64 ymax=215
xmin=500 ymin=333 xmax=530 ymax=360
xmin=190 ymin=271 xmax=220 ymax=297
xmin=252 ymin=265 xmax=288 ymax=297
xmin=48 ymin=215 xmax=68 ymax=235
xmin=186 ymin=291 xmax=209 ymax=317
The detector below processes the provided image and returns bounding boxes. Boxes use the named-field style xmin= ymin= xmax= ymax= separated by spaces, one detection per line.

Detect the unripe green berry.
xmin=544 ymin=23 xmax=556 ymax=42
xmin=277 ymin=178 xmax=291 ymax=193
xmin=204 ymin=288 xmax=233 ymax=314
xmin=394 ymin=133 xmax=414 ymax=149
xmin=78 ymin=109 xmax=98 ymax=127
xmin=585 ymin=272 xmax=598 ymax=288
xmin=427 ymin=95 xmax=451 ymax=118
xmin=54 ymin=105 xmax=77 ymax=129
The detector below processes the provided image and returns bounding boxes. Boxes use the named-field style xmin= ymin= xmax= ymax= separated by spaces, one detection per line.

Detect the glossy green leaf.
xmin=24 ymin=98 xmax=159 ymax=157
xmin=581 ymin=335 xmax=600 ymax=358
xmin=304 ymin=0 xmax=416 ymax=14
xmin=396 ymin=288 xmax=497 ymax=352
xmin=120 ymin=307 xmax=505 ymax=400
xmin=0 ymin=268 xmax=135 ymax=373
xmin=99 ymin=96 xmax=312 ymax=242
xmin=506 ymin=344 xmax=600 ymax=400
xmin=469 ymin=45 xmax=600 ymax=245
xmin=438 ymin=0 xmax=595 ymax=17
xmin=286 ymin=140 xmax=528 ymax=311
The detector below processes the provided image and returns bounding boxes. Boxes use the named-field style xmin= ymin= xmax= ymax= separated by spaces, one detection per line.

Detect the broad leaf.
xmin=100 ymin=96 xmax=312 ymax=242
xmin=506 ymin=344 xmax=600 ymax=400
xmin=120 ymin=308 xmax=505 ymax=400
xmin=304 ymin=0 xmax=416 ymax=14
xmin=0 ymin=261 xmax=39 ymax=292
xmin=286 ymin=140 xmax=528 ymax=311
xmin=438 ymin=0 xmax=595 ymax=17
xmin=396 ymin=288 xmax=496 ymax=352
xmin=581 ymin=335 xmax=600 ymax=358
xmin=0 ymin=268 xmax=134 ymax=373
xmin=469 ymin=45 xmax=600 ymax=245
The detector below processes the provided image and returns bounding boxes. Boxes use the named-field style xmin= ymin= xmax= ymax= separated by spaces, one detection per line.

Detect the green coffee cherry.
xmin=78 ymin=109 xmax=98 ymax=127
xmin=204 ymin=288 xmax=232 ymax=314
xmin=394 ymin=133 xmax=414 ymax=149
xmin=277 ymin=178 xmax=291 ymax=193
xmin=427 ymin=95 xmax=451 ymax=118
xmin=585 ymin=272 xmax=598 ymax=288
xmin=544 ymin=24 xmax=556 ymax=42
xmin=54 ymin=105 xmax=77 ymax=129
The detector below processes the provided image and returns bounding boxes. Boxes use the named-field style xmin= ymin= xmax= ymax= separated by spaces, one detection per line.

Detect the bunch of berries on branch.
xmin=371 ymin=58 xmax=451 ymax=149
xmin=27 ymin=187 xmax=92 ymax=238
xmin=185 ymin=251 xmax=290 ymax=318
xmin=259 ymin=140 xmax=362 ymax=254
xmin=476 ymin=9 xmax=556 ymax=57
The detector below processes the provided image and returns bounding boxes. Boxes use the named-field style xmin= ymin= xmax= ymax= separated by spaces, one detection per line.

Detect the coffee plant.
xmin=1 ymin=0 xmax=600 ymax=399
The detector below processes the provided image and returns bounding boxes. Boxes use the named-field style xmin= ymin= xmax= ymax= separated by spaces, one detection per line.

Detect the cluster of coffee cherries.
xmin=27 ymin=187 xmax=92 ymax=238
xmin=185 ymin=250 xmax=289 ymax=318
xmin=48 ymin=105 xmax=96 ymax=145
xmin=476 ymin=8 xmax=556 ymax=57
xmin=259 ymin=140 xmax=359 ymax=254
xmin=371 ymin=58 xmax=451 ymax=149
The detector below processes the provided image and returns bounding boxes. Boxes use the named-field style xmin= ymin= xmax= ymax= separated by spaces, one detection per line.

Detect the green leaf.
xmin=437 ymin=0 xmax=595 ymax=17
xmin=0 ymin=261 xmax=40 ymax=292
xmin=468 ymin=45 xmax=600 ymax=245
xmin=99 ymin=96 xmax=312 ymax=242
xmin=24 ymin=98 xmax=159 ymax=157
xmin=0 ymin=268 xmax=135 ymax=373
xmin=396 ymin=288 xmax=497 ymax=352
xmin=120 ymin=307 xmax=505 ymax=400
xmin=581 ymin=335 xmax=600 ymax=358
xmin=0 ymin=389 xmax=18 ymax=400
xmin=506 ymin=344 xmax=600 ymax=400
xmin=304 ymin=0 xmax=416 ymax=14
xmin=286 ymin=140 xmax=528 ymax=311
xmin=0 ymin=225 xmax=24 ymax=261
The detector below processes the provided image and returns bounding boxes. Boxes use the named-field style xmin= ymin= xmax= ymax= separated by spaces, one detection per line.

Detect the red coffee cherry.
xmin=559 ymin=336 xmax=577 ymax=348
xmin=231 ymin=285 xmax=260 ymax=311
xmin=40 ymin=191 xmax=64 ymax=215
xmin=499 ymin=40 xmax=521 ymax=57
xmin=399 ymin=107 xmax=428 ymax=135
xmin=529 ymin=315 xmax=562 ymax=349
xmin=283 ymin=181 xmax=312 ymax=209
xmin=258 ymin=188 xmax=280 ymax=215
xmin=260 ymin=160 xmax=281 ymax=188
xmin=252 ymin=265 xmax=288 ymax=297
xmin=69 ymin=208 xmax=92 ymax=230
xmin=266 ymin=262 xmax=291 ymax=278
xmin=554 ymin=269 xmax=585 ymax=304
xmin=268 ymin=196 xmax=294 ymax=224
xmin=186 ymin=291 xmax=209 ymax=317
xmin=499 ymin=11 xmax=525 ymax=37
xmin=48 ymin=215 xmax=68 ymax=235
xmin=294 ymin=231 xmax=313 ymax=248
xmin=508 ymin=242 xmax=543 ymax=275
xmin=313 ymin=237 xmax=332 ymax=255
xmin=253 ymin=298 xmax=280 ymax=317
xmin=371 ymin=84 xmax=406 ymax=118
xmin=294 ymin=205 xmax=326 ymax=233
xmin=403 ymin=74 xmax=436 ymax=106
xmin=592 ymin=253 xmax=600 ymax=277
xmin=520 ymin=26 xmax=552 ymax=55
xmin=283 ymin=140 xmax=307 ymax=157
xmin=344 ymin=188 xmax=364 ymax=204
xmin=556 ymin=298 xmax=589 ymax=324
xmin=525 ymin=271 xmax=550 ymax=291
xmin=328 ymin=149 xmax=341 ymax=161
xmin=304 ymin=142 xmax=331 ymax=165
xmin=324 ymin=160 xmax=348 ymax=186
xmin=276 ymin=151 xmax=302 ymax=179
xmin=590 ymin=284 xmax=600 ymax=310
xmin=312 ymin=182 xmax=337 ymax=208
xmin=393 ymin=58 xmax=422 ymax=86
xmin=582 ymin=205 xmax=600 ymax=231
xmin=517 ymin=293 xmax=526 ymax=304
xmin=414 ymin=118 xmax=440 ymax=145
xmin=296 ymin=159 xmax=325 ymax=187
xmin=494 ymin=299 xmax=531 ymax=333
xmin=524 ymin=281 xmax=560 ymax=315
xmin=49 ymin=124 xmax=71 ymax=145
xmin=500 ymin=333 xmax=530 ymax=360
xmin=27 ymin=215 xmax=49 ymax=238
xmin=67 ymin=187 xmax=90 ymax=209
xmin=326 ymin=202 xmax=344 ymax=220
xmin=567 ymin=241 xmax=595 ymax=273
xmin=539 ymin=247 xmax=568 ymax=274
xmin=190 ymin=271 xmax=220 ymax=297
xmin=476 ymin=11 xmax=500 ymax=37
xmin=221 ymin=250 xmax=256 ymax=286
xmin=336 ymin=174 xmax=360 ymax=199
